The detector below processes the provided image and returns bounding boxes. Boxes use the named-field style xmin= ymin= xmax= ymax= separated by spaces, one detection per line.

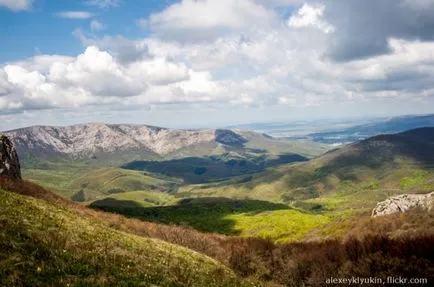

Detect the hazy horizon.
xmin=2 ymin=111 xmax=433 ymax=132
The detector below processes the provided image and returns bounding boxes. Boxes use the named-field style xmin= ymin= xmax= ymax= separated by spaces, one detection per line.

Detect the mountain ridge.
xmin=3 ymin=123 xmax=251 ymax=158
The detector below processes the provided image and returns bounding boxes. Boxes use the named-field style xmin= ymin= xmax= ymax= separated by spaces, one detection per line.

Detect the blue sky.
xmin=0 ymin=0 xmax=174 ymax=62
xmin=1 ymin=0 xmax=434 ymax=130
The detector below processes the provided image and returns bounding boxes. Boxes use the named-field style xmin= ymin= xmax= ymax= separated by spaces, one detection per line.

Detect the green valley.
xmin=84 ymin=128 xmax=434 ymax=243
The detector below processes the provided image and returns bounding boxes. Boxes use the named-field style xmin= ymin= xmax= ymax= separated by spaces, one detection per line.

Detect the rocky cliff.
xmin=0 ymin=134 xmax=21 ymax=179
xmin=3 ymin=124 xmax=249 ymax=158
xmin=372 ymin=192 xmax=433 ymax=217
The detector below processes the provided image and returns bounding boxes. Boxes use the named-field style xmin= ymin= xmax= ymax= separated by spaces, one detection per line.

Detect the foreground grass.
xmin=1 ymin=178 xmax=433 ymax=286
xmin=0 ymin=189 xmax=251 ymax=287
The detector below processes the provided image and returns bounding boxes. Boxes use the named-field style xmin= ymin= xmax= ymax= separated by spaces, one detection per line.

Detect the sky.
xmin=1 ymin=0 xmax=434 ymax=130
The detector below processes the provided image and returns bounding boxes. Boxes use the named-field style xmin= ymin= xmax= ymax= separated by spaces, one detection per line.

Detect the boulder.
xmin=372 ymin=192 xmax=433 ymax=217
xmin=0 ymin=134 xmax=22 ymax=179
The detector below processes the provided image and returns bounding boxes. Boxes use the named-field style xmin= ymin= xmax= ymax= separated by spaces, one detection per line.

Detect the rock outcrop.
xmin=372 ymin=192 xmax=433 ymax=217
xmin=0 ymin=134 xmax=22 ymax=179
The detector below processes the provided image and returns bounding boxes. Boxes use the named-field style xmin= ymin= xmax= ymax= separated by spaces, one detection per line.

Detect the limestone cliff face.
xmin=4 ymin=124 xmax=249 ymax=158
xmin=0 ymin=134 xmax=22 ymax=179
xmin=372 ymin=192 xmax=433 ymax=217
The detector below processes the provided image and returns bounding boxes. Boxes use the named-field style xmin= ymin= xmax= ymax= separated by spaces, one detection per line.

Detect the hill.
xmin=3 ymin=184 xmax=434 ymax=285
xmin=0 ymin=180 xmax=251 ymax=287
xmin=178 ymin=128 xmax=434 ymax=212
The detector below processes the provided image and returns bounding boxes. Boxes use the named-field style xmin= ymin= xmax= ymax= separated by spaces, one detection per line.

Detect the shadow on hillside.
xmin=89 ymin=197 xmax=289 ymax=235
xmin=121 ymin=154 xmax=308 ymax=184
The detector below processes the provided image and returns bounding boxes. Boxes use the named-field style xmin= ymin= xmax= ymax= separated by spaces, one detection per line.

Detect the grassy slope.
xmin=20 ymin=135 xmax=326 ymax=198
xmin=165 ymin=132 xmax=328 ymax=159
xmin=24 ymin=167 xmax=180 ymax=201
xmin=238 ymin=130 xmax=329 ymax=158
xmin=152 ymin=129 xmax=434 ymax=241
xmin=180 ymin=129 xmax=434 ymax=208
xmin=2 ymin=180 xmax=433 ymax=286
xmin=22 ymin=161 xmax=94 ymax=199
xmin=0 ymin=188 xmax=250 ymax=287
xmin=89 ymin=190 xmax=178 ymax=207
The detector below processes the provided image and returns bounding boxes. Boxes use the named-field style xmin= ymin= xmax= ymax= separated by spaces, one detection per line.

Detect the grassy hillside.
xmin=0 ymin=187 xmax=251 ymax=287
xmin=89 ymin=190 xmax=178 ymax=207
xmin=23 ymin=167 xmax=180 ymax=201
xmin=20 ymin=136 xmax=326 ymax=200
xmin=69 ymin=168 xmax=180 ymax=200
xmin=1 ymin=178 xmax=433 ymax=286
xmin=238 ymin=130 xmax=329 ymax=157
xmin=180 ymin=128 xmax=434 ymax=209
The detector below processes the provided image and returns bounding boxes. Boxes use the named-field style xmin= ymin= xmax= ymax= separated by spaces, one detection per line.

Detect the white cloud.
xmin=0 ymin=46 xmax=227 ymax=112
xmin=56 ymin=11 xmax=95 ymax=19
xmin=73 ymin=30 xmax=149 ymax=63
xmin=90 ymin=20 xmax=106 ymax=31
xmin=145 ymin=0 xmax=277 ymax=41
xmin=2 ymin=0 xmax=434 ymax=125
xmin=127 ymin=58 xmax=190 ymax=85
xmin=0 ymin=0 xmax=32 ymax=11
xmin=288 ymin=3 xmax=335 ymax=34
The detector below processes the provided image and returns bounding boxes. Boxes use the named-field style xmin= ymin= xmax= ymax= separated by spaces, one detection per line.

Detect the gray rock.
xmin=372 ymin=192 xmax=433 ymax=217
xmin=0 ymin=134 xmax=22 ymax=179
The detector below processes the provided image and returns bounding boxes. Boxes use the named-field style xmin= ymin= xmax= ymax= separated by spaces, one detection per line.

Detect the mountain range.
xmin=4 ymin=123 xmax=251 ymax=158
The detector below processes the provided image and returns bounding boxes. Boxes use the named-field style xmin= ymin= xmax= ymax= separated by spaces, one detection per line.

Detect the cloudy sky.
xmin=1 ymin=0 xmax=434 ymax=130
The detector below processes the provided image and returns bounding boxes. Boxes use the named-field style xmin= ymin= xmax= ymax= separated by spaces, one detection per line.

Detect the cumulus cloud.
xmin=0 ymin=46 xmax=227 ymax=113
xmin=73 ymin=29 xmax=149 ymax=63
xmin=2 ymin=0 xmax=434 ymax=122
xmin=144 ymin=0 xmax=277 ymax=42
xmin=320 ymin=0 xmax=434 ymax=61
xmin=288 ymin=4 xmax=334 ymax=34
xmin=0 ymin=0 xmax=33 ymax=11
